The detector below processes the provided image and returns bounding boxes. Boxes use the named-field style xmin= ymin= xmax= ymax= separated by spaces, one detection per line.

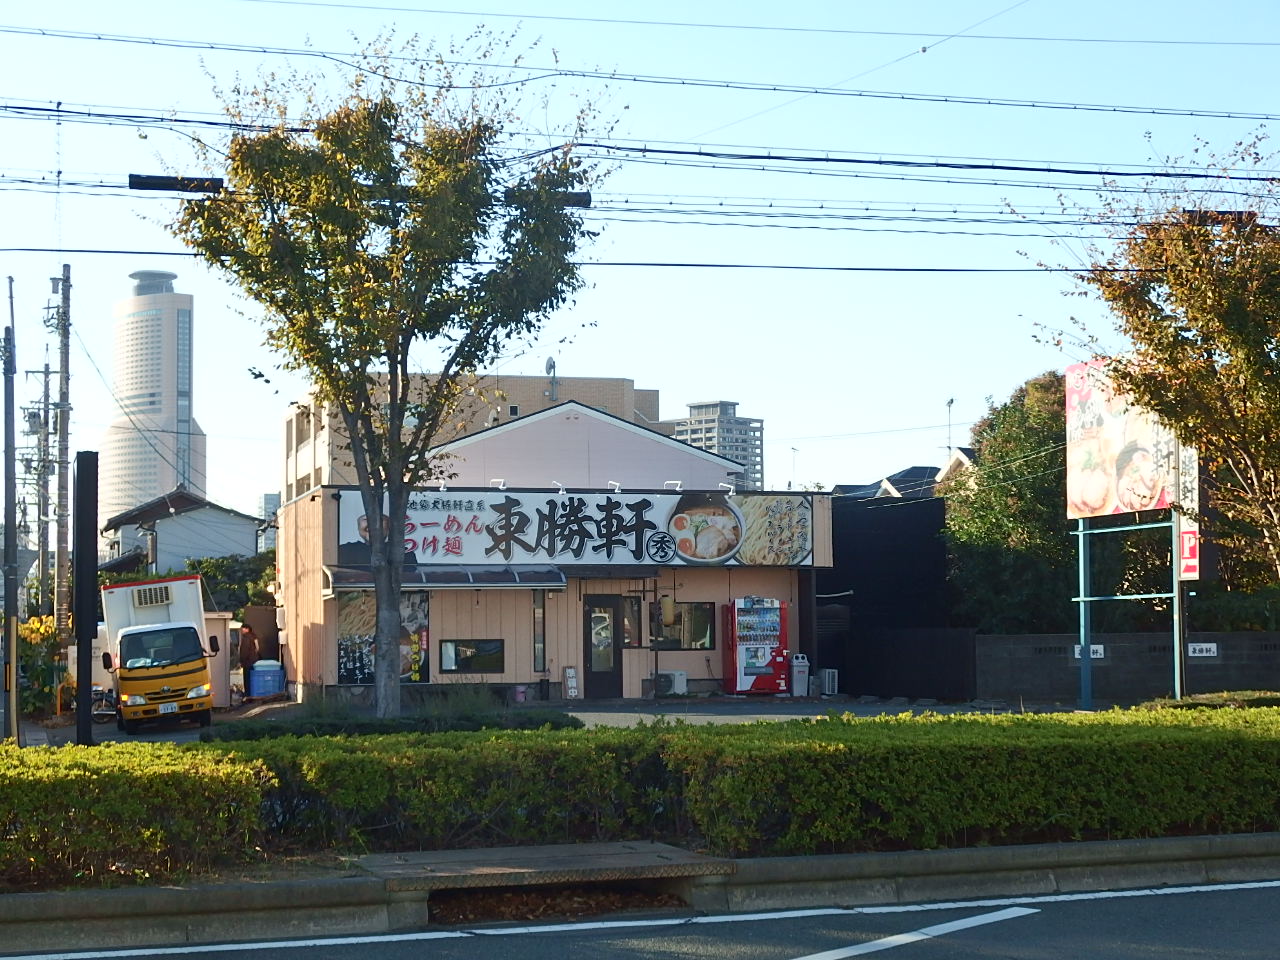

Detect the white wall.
xmin=115 ymin=507 xmax=259 ymax=574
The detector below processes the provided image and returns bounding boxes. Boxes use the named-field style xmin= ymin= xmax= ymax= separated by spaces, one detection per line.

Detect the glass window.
xmin=532 ymin=590 xmax=546 ymax=672
xmin=589 ymin=606 xmax=614 ymax=671
xmin=440 ymin=639 xmax=505 ymax=673
xmin=649 ymin=601 xmax=716 ymax=650
xmin=622 ymin=596 xmax=642 ymax=647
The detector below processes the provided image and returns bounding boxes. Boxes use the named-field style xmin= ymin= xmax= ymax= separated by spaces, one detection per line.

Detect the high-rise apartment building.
xmin=258 ymin=492 xmax=281 ymax=551
xmin=665 ymin=401 xmax=763 ymax=490
xmin=100 ymin=270 xmax=207 ymax=523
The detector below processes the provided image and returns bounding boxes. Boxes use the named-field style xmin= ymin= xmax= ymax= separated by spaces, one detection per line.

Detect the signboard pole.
xmin=1170 ymin=518 xmax=1183 ymax=701
xmin=1077 ymin=518 xmax=1092 ymax=710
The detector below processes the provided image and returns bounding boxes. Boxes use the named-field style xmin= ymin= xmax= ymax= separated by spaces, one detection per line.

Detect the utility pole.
xmin=26 ymin=362 xmax=52 ymax=615
xmin=4 ymin=278 xmax=18 ymax=742
xmin=52 ymin=266 xmax=70 ymax=648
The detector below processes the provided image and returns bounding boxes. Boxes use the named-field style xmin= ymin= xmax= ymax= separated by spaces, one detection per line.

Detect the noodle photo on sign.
xmin=1065 ymin=360 xmax=1175 ymax=519
xmin=735 ymin=495 xmax=813 ymax=566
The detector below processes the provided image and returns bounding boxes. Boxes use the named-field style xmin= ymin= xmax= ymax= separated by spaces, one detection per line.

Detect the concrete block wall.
xmin=974 ymin=632 xmax=1280 ymax=703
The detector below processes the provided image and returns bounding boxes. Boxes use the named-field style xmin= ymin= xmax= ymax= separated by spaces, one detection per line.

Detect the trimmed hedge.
xmin=1140 ymin=690 xmax=1280 ymax=710
xmin=199 ymin=707 xmax=584 ymax=742
xmin=0 ymin=742 xmax=271 ymax=889
xmin=8 ymin=708 xmax=1280 ymax=890
xmin=204 ymin=726 xmax=684 ymax=850
xmin=661 ymin=711 xmax=1280 ymax=855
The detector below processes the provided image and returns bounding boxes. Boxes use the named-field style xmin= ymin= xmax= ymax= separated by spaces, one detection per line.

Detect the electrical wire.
xmin=220 ymin=3 xmax=1280 ymax=48
xmin=4 ymin=25 xmax=1280 ymax=122
xmin=0 ymin=249 xmax=1115 ymax=271
xmin=577 ymin=143 xmax=1280 ymax=182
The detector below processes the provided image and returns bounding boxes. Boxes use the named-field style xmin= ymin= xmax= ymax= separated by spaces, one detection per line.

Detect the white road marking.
xmin=788 ymin=907 xmax=1038 ymax=959
xmin=848 ymin=878 xmax=1280 ymax=914
xmin=9 ymin=878 xmax=1280 ymax=960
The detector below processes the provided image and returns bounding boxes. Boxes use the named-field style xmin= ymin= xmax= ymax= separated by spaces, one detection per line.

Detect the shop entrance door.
xmin=583 ymin=595 xmax=624 ymax=699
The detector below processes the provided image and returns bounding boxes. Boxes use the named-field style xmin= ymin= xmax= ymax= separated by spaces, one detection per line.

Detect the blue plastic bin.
xmin=248 ymin=664 xmax=284 ymax=698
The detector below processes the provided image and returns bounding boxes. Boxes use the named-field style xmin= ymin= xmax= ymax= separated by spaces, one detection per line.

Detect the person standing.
xmin=239 ymin=624 xmax=259 ymax=675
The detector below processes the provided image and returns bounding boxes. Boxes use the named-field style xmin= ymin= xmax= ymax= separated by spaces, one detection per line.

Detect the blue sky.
xmin=2 ymin=1 xmax=1277 ymax=517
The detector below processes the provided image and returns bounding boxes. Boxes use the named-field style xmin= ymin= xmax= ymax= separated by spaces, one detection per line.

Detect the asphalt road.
xmin=8 ymin=881 xmax=1279 ymax=959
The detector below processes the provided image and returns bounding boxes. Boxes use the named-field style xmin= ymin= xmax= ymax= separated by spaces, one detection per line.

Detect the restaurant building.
xmin=275 ymin=402 xmax=831 ymax=702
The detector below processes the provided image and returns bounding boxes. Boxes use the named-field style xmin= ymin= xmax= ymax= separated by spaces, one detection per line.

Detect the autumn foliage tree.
xmin=1082 ymin=197 xmax=1280 ymax=587
xmin=175 ymin=43 xmax=600 ymax=716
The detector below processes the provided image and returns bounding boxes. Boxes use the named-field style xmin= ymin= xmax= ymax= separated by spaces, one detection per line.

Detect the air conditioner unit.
xmin=819 ymin=668 xmax=839 ymax=696
xmin=654 ymin=670 xmax=688 ymax=696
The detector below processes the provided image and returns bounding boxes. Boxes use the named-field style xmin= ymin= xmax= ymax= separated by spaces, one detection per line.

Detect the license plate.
xmin=159 ymin=701 xmax=178 ymax=715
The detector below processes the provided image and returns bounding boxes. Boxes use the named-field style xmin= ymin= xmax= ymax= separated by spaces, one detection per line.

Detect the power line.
xmin=0 ymin=250 xmax=1107 ymax=271
xmin=577 ymin=143 xmax=1280 ymax=182
xmin=3 ymin=96 xmax=1254 ymax=180
xmin=4 ymin=27 xmax=1280 ymax=123
xmin=219 ymin=3 xmax=1280 ymax=47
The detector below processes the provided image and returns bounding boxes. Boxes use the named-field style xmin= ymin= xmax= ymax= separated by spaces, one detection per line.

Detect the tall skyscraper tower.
xmin=100 ymin=270 xmax=207 ymax=522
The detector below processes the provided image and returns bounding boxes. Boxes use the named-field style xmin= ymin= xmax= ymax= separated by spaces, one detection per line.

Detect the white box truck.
xmin=100 ymin=575 xmax=220 ymax=733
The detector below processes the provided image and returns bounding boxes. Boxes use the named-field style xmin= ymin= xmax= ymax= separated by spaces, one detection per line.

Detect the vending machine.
xmin=722 ymin=597 xmax=789 ymax=694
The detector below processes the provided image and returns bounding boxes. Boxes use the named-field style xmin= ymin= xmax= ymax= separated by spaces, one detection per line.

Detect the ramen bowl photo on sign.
xmin=667 ymin=494 xmax=745 ymax=564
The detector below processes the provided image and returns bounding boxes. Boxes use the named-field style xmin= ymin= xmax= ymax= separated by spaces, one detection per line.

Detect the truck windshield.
xmin=120 ymin=627 xmax=205 ymax=669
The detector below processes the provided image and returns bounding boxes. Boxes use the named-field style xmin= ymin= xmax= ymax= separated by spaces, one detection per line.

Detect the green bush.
xmin=662 ymin=710 xmax=1280 ymax=855
xmin=200 ymin=703 xmax=583 ymax=742
xmin=1139 ymin=690 xmax=1280 ymax=710
xmin=11 ymin=708 xmax=1280 ymax=890
xmin=197 ymin=725 xmax=680 ymax=850
xmin=0 ymin=742 xmax=271 ymax=889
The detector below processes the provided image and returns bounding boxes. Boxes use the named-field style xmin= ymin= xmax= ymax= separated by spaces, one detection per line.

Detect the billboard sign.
xmin=335 ymin=489 xmax=815 ymax=568
xmin=1065 ymin=360 xmax=1177 ymax=519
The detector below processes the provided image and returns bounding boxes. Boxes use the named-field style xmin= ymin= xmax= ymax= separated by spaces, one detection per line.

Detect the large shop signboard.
xmin=1065 ymin=360 xmax=1180 ymax=520
xmin=336 ymin=489 xmax=815 ymax=567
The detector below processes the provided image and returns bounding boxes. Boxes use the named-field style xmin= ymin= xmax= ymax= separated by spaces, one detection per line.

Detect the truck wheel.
xmin=116 ymin=711 xmax=125 ymax=732
xmin=196 ymin=710 xmax=212 ymax=728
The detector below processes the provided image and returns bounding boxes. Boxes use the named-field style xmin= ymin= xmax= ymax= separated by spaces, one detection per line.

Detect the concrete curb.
xmin=685 ymin=832 xmax=1280 ymax=912
xmin=8 ymin=833 xmax=1280 ymax=953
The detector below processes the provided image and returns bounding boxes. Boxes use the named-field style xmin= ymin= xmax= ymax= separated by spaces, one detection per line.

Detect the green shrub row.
xmin=0 ymin=742 xmax=271 ymax=889
xmin=8 ymin=708 xmax=1280 ymax=890
xmin=198 ymin=706 xmax=583 ymax=742
xmin=202 ymin=725 xmax=686 ymax=850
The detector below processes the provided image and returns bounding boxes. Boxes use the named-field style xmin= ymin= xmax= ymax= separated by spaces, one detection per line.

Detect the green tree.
xmin=175 ymin=42 xmax=599 ymax=716
xmin=943 ymin=372 xmax=1075 ymax=632
xmin=184 ymin=550 xmax=276 ymax=615
xmin=943 ymin=372 xmax=1168 ymax=632
xmin=1078 ymin=149 xmax=1280 ymax=587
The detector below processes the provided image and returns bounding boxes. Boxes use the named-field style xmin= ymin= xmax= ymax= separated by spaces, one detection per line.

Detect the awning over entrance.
xmin=324 ymin=564 xmax=568 ymax=592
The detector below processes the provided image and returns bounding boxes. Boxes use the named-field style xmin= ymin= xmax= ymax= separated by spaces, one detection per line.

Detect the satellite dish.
xmin=545 ymin=357 xmax=556 ymax=377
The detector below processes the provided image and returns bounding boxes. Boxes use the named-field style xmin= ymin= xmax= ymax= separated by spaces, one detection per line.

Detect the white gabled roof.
xmin=432 ymin=400 xmax=743 ymax=469
xmin=429 ymin=401 xmax=745 ymax=490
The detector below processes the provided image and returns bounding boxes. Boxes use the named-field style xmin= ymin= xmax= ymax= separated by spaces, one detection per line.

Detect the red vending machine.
xmin=722 ymin=597 xmax=789 ymax=694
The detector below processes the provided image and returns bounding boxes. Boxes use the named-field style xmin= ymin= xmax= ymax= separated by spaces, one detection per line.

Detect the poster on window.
xmin=336 ymin=591 xmax=430 ymax=684
xmin=336 ymin=489 xmax=814 ymax=568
